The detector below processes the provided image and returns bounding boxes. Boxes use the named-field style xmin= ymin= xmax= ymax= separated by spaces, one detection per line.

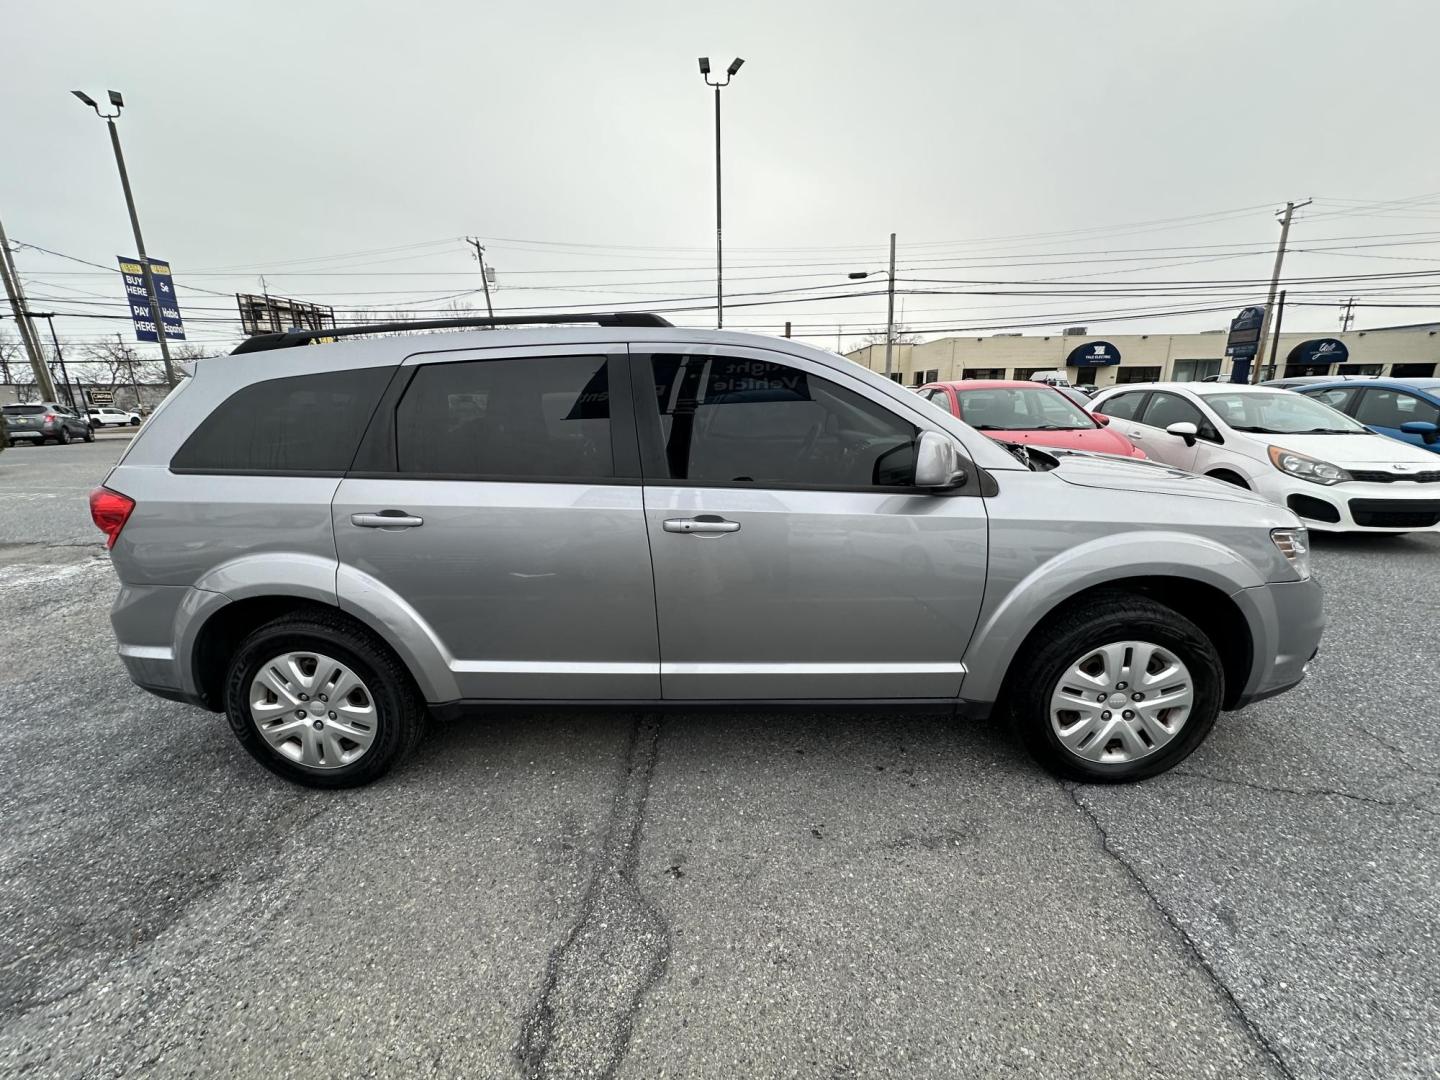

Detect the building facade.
xmin=844 ymin=322 xmax=1440 ymax=386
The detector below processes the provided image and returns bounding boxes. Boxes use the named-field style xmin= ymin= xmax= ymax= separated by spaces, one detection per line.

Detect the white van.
xmin=1027 ymin=370 xmax=1072 ymax=387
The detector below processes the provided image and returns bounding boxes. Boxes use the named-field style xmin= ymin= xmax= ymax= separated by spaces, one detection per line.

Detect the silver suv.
xmin=92 ymin=314 xmax=1323 ymax=788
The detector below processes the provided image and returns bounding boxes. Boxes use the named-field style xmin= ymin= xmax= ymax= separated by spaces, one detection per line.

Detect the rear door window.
xmin=394 ymin=354 xmax=616 ymax=480
xmin=170 ymin=367 xmax=392 ymax=474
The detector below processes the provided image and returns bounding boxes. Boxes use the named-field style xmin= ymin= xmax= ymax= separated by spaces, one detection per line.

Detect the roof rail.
xmin=230 ymin=312 xmax=674 ymax=355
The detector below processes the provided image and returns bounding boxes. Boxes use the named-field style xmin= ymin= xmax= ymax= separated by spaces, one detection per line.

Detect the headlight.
xmin=1271 ymin=527 xmax=1311 ymax=580
xmin=1267 ymin=445 xmax=1351 ymax=485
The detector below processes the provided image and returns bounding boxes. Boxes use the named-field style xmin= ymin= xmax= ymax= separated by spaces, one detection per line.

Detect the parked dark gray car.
xmin=3 ymin=402 xmax=95 ymax=445
xmin=93 ymin=315 xmax=1324 ymax=788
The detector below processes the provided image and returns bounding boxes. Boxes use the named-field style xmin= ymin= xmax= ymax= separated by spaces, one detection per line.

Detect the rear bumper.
xmin=111 ymin=583 xmax=211 ymax=709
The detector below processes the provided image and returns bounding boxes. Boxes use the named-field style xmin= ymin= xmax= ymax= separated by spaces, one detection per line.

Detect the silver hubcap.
xmin=1049 ymin=640 xmax=1194 ymax=764
xmin=248 ymin=651 xmax=377 ymax=770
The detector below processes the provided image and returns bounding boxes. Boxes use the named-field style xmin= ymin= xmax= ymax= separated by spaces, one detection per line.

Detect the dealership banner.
xmin=118 ymin=256 xmax=186 ymax=342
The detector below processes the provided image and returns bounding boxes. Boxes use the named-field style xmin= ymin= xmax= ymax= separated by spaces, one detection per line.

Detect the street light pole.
xmin=848 ymin=232 xmax=900 ymax=380
xmin=72 ymin=90 xmax=177 ymax=388
xmin=884 ymin=232 xmax=897 ymax=380
xmin=698 ymin=57 xmax=744 ymax=329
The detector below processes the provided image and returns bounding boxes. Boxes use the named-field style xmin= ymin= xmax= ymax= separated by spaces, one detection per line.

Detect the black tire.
xmin=130 ymin=416 xmax=141 ymax=426
xmin=82 ymin=425 xmax=95 ymax=443
xmin=1007 ymin=592 xmax=1223 ymax=783
xmin=55 ymin=427 xmax=71 ymax=445
xmin=223 ymin=610 xmax=426 ymax=788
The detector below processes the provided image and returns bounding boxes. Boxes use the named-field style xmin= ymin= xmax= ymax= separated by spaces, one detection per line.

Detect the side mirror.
xmin=1093 ymin=413 xmax=1111 ymax=426
xmin=1400 ymin=420 xmax=1439 ymax=444
xmin=1166 ymin=421 xmax=1199 ymax=447
xmin=914 ymin=431 xmax=968 ymax=490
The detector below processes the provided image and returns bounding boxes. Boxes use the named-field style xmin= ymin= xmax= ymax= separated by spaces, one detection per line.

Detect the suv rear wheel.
xmin=1009 ymin=594 xmax=1222 ymax=782
xmin=223 ymin=612 xmax=425 ymax=788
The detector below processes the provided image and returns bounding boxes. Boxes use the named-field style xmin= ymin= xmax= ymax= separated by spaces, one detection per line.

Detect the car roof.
xmin=1295 ymin=377 xmax=1440 ymax=396
xmin=928 ymin=380 xmax=1062 ymax=390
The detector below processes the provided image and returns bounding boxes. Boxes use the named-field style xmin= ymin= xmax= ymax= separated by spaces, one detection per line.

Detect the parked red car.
xmin=918 ymin=380 xmax=1146 ymax=458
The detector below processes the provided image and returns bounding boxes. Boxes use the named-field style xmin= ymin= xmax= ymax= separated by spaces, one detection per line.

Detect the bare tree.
xmin=848 ymin=325 xmax=924 ymax=349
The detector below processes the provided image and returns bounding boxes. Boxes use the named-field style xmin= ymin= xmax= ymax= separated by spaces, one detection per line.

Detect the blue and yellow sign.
xmin=118 ymin=256 xmax=186 ymax=342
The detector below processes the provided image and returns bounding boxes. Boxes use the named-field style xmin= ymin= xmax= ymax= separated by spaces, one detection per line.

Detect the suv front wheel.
xmin=223 ymin=611 xmax=426 ymax=788
xmin=1009 ymin=594 xmax=1223 ymax=782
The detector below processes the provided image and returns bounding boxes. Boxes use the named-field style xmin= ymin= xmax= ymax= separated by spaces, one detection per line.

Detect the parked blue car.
xmin=1296 ymin=378 xmax=1440 ymax=454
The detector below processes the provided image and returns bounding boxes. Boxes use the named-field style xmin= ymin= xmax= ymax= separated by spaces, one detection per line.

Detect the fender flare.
xmin=959 ymin=531 xmax=1266 ymax=704
xmin=173 ymin=553 xmax=460 ymax=704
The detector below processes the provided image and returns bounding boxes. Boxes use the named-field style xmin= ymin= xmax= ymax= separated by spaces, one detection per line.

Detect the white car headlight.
xmin=1271 ymin=527 xmax=1311 ymax=580
xmin=1267 ymin=445 xmax=1351 ymax=486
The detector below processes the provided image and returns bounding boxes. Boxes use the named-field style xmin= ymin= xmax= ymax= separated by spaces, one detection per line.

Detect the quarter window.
xmin=171 ymin=367 xmax=392 ymax=474
xmin=1095 ymin=391 xmax=1145 ymax=421
xmin=1302 ymin=386 xmax=1359 ymax=413
xmin=646 ymin=355 xmax=919 ymax=488
xmin=394 ymin=355 xmax=614 ymax=479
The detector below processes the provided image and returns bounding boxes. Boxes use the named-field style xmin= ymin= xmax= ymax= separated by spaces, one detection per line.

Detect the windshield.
xmin=2 ymin=405 xmax=46 ymax=415
xmin=1200 ymin=391 xmax=1369 ymax=434
xmin=956 ymin=386 xmax=1096 ymax=431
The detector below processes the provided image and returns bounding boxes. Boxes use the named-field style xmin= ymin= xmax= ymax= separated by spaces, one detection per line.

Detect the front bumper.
xmin=1232 ymin=576 xmax=1326 ymax=708
xmin=1259 ymin=474 xmax=1440 ymax=532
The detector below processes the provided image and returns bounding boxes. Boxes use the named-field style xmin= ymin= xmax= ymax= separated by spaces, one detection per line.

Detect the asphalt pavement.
xmin=1 ymin=438 xmax=1437 ymax=1079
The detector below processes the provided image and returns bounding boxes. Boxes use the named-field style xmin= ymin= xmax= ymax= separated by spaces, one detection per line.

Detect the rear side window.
xmin=171 ymin=367 xmax=391 ymax=474
xmin=394 ymin=354 xmax=613 ymax=480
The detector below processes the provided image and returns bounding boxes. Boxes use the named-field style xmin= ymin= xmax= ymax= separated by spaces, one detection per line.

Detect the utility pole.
xmin=1251 ymin=199 xmax=1311 ymax=383
xmin=884 ymin=231 xmax=897 ymax=381
xmin=784 ymin=321 xmax=791 ymax=339
xmin=1340 ymin=296 xmax=1356 ymax=332
xmin=466 ymin=238 xmax=495 ymax=319
xmin=0 ymin=216 xmax=57 ymax=400
xmin=40 ymin=316 xmax=78 ymax=409
xmin=72 ymin=90 xmax=177 ymax=388
xmin=1267 ymin=289 xmax=1287 ymax=372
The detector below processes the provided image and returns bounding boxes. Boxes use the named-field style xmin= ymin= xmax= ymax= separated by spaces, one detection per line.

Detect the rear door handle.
xmin=351 ymin=512 xmax=424 ymax=529
xmin=663 ymin=516 xmax=741 ymax=535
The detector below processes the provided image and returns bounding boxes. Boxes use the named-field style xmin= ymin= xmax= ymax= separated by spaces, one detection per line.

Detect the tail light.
xmin=43 ymin=413 xmax=56 ymax=423
xmin=89 ymin=487 xmax=136 ymax=549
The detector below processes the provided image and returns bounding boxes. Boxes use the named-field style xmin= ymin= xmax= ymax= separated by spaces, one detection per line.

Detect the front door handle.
xmin=351 ymin=511 xmax=424 ymax=529
xmin=663 ymin=516 xmax=741 ymax=535
xmin=1129 ymin=431 xmax=1144 ymax=440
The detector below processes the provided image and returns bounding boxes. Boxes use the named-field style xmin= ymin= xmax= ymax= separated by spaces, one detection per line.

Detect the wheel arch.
xmin=991 ymin=577 xmax=1254 ymax=712
xmin=961 ymin=532 xmax=1264 ymax=710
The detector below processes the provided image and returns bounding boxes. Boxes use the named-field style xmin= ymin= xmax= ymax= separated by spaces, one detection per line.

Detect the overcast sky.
xmin=5 ymin=0 xmax=1440 ymax=356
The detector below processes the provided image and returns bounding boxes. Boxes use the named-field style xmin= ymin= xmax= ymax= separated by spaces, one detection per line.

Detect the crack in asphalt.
xmin=1066 ymin=786 xmax=1298 ymax=1080
xmin=1173 ymin=769 xmax=1440 ymax=815
xmin=516 ymin=714 xmax=670 ymax=1080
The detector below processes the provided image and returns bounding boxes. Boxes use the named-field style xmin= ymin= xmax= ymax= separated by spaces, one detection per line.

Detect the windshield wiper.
xmin=1294 ymin=427 xmax=1362 ymax=434
xmin=1228 ymin=425 xmax=1280 ymax=433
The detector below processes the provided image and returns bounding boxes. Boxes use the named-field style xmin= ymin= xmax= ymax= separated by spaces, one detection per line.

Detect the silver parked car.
xmin=93 ymin=314 xmax=1324 ymax=788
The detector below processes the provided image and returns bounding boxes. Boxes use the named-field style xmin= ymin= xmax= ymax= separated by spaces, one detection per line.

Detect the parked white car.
xmin=87 ymin=406 xmax=142 ymax=427
xmin=1090 ymin=382 xmax=1440 ymax=533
